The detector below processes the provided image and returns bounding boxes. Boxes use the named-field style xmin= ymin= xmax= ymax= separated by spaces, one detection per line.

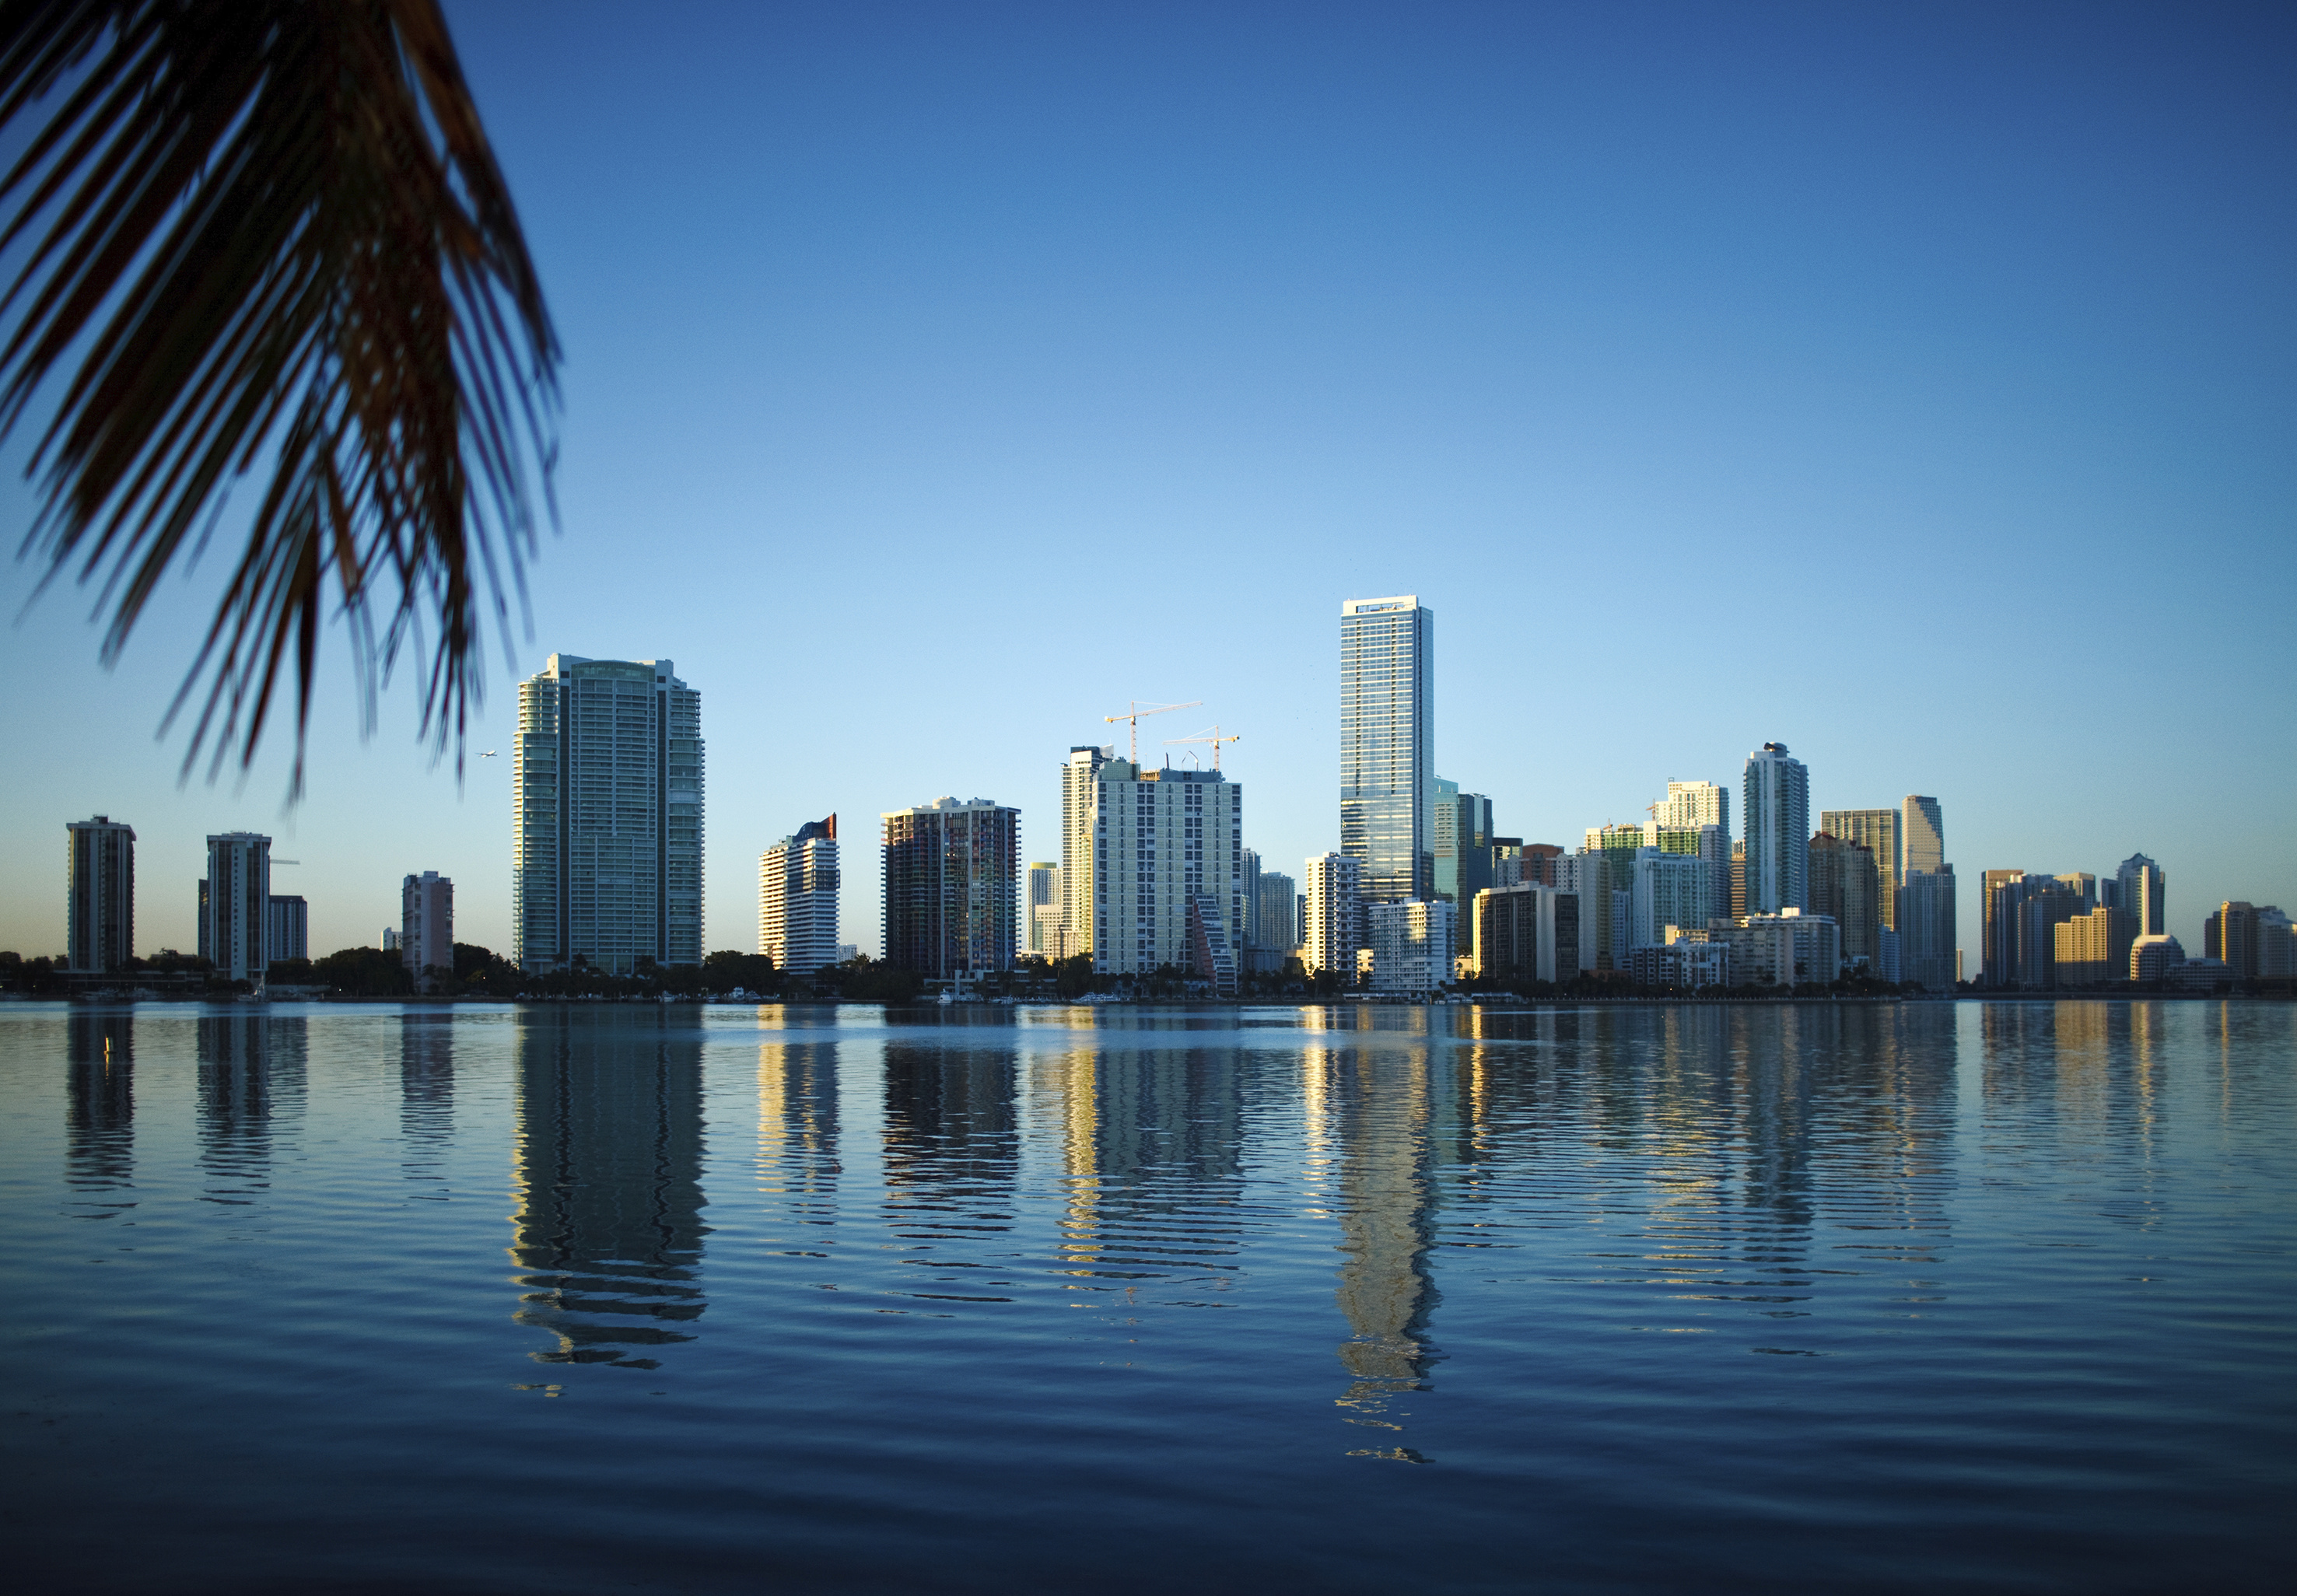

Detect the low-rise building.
xmin=1472 ymin=884 xmax=1579 ymax=987
xmin=1367 ymin=899 xmax=1454 ymax=996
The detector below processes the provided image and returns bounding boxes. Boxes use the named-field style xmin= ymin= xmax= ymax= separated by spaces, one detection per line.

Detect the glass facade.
xmin=1339 ymin=597 xmax=1433 ymax=905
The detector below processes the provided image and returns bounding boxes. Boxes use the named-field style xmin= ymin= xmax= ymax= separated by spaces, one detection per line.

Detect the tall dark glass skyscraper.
xmin=1340 ymin=596 xmax=1433 ymax=905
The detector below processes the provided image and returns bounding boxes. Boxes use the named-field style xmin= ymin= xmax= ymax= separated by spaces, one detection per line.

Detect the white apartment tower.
xmin=1368 ymin=898 xmax=1455 ymax=996
xmin=1060 ymin=744 xmax=1112 ymax=958
xmin=66 ymin=815 xmax=135 ymax=973
xmin=1742 ymin=743 xmax=1810 ymax=915
xmin=402 ymin=872 xmax=454 ymax=980
xmin=760 ymin=816 xmax=840 ymax=977
xmin=1091 ymin=760 xmax=1245 ymax=978
xmin=513 ymin=654 xmax=704 ymax=974
xmin=1340 ymin=596 xmax=1434 ymax=905
xmin=1652 ymin=779 xmax=1729 ymax=839
xmin=1303 ymin=852 xmax=1363 ymax=978
xmin=201 ymin=832 xmax=271 ymax=984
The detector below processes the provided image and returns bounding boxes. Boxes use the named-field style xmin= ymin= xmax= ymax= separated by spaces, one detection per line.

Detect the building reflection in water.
xmin=509 ymin=1010 xmax=708 ymax=1369
xmin=881 ymin=1041 xmax=1020 ymax=1303
xmin=1321 ymin=1041 xmax=1441 ymax=1456
xmin=65 ymin=1011 xmax=135 ymax=1220
xmin=1037 ymin=1042 xmax=1248 ymax=1297
xmin=401 ymin=1013 xmax=454 ymax=1197
xmin=758 ymin=1041 xmax=839 ymax=1225
xmin=197 ymin=1012 xmax=306 ymax=1206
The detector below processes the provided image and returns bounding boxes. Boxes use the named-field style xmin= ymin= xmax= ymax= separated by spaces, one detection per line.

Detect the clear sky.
xmin=2 ymin=0 xmax=2291 ymax=966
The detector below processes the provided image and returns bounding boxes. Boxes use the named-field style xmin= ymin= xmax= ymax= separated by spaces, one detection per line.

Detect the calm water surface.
xmin=3 ymin=1000 xmax=2291 ymax=1593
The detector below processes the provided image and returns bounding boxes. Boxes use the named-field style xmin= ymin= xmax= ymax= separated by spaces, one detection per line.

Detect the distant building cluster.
xmin=44 ymin=604 xmax=2295 ymax=1000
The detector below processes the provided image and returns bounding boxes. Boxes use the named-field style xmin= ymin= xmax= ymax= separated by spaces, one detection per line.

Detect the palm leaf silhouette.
xmin=0 ymin=0 xmax=558 ymax=795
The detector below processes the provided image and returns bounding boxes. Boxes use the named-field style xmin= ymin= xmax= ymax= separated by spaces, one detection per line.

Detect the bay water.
xmin=3 ymin=1000 xmax=2290 ymax=1593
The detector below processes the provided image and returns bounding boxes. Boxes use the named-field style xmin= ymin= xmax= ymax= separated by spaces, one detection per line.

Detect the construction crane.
xmin=1104 ymin=699 xmax=1201 ymax=761
xmin=1164 ymin=724 xmax=1241 ymax=771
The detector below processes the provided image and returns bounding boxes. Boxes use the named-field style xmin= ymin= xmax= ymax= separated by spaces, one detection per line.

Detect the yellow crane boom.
xmin=1104 ymin=699 xmax=1202 ymax=761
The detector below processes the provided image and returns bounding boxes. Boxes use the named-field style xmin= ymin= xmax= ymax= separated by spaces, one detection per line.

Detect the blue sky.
xmin=1 ymin=0 xmax=2290 ymax=964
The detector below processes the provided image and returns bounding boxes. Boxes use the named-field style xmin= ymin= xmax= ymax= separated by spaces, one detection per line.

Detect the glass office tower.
xmin=1340 ymin=595 xmax=1434 ymax=905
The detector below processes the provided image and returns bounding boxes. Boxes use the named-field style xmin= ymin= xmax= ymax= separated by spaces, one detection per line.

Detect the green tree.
xmin=313 ymin=943 xmax=413 ymax=996
xmin=0 ymin=2 xmax=557 ymax=790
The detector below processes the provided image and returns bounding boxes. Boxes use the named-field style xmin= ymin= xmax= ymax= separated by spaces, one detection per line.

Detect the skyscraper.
xmin=1819 ymin=807 xmax=1902 ymax=929
xmin=1652 ymin=779 xmax=1728 ymax=845
xmin=1431 ymin=775 xmax=1461 ymax=903
xmin=2116 ymin=853 xmax=2166 ymax=937
xmin=401 ymin=871 xmax=454 ymax=981
xmin=1903 ymin=796 xmax=1945 ymax=874
xmin=1255 ymin=869 xmax=1301 ymax=952
xmin=1339 ymin=595 xmax=1433 ymax=905
xmin=1091 ymin=760 xmax=1244 ymax=979
xmin=513 ymin=654 xmax=704 ymax=974
xmin=1808 ymin=832 xmax=1879 ymax=967
xmin=1024 ymin=860 xmax=1063 ymax=957
xmin=1303 ymin=852 xmax=1361 ymax=978
xmin=202 ymin=832 xmax=270 ymax=985
xmin=881 ymin=798 xmax=1020 ymax=975
xmin=1060 ymin=745 xmax=1112 ymax=959
xmin=1240 ymin=849 xmax=1262 ymax=946
xmin=1899 ymin=866 xmax=1958 ymax=990
xmin=1742 ymin=743 xmax=1809 ymax=915
xmin=65 ymin=815 xmax=135 ymax=974
xmin=761 ymin=817 xmax=841 ymax=976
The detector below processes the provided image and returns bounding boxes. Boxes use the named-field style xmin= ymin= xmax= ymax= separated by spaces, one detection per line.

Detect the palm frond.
xmin=0 ymin=0 xmax=558 ymax=795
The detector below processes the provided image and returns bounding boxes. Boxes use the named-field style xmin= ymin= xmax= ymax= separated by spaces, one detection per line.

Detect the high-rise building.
xmin=1240 ymin=849 xmax=1262 ymax=946
xmin=2016 ymin=884 xmax=2089 ymax=989
xmin=201 ymin=832 xmax=271 ymax=985
xmin=266 ymin=895 xmax=308 ymax=964
xmin=1453 ymin=792 xmax=1496 ymax=950
xmin=1472 ymin=884 xmax=1580 ymax=987
xmin=513 ymin=654 xmax=704 ymax=974
xmin=402 ymin=871 xmax=454 ymax=981
xmin=1303 ymin=852 xmax=1362 ymax=978
xmin=1367 ymin=899 xmax=1454 ymax=996
xmin=2054 ymin=907 xmax=2137 ymax=987
xmin=761 ymin=817 xmax=840 ymax=976
xmin=1820 ymin=808 xmax=1902 ymax=929
xmin=1898 ymin=867 xmax=1957 ymax=990
xmin=1255 ymin=870 xmax=1301 ymax=952
xmin=1552 ymin=849 xmax=1614 ymax=974
xmin=1808 ymin=832 xmax=1879 ymax=968
xmin=66 ymin=815 xmax=135 ymax=973
xmin=1903 ymin=796 xmax=1945 ymax=875
xmin=1981 ymin=869 xmax=2031 ymax=987
xmin=1644 ymin=820 xmax=1728 ymax=924
xmin=1431 ymin=776 xmax=1461 ymax=903
xmin=1339 ymin=595 xmax=1434 ymax=905
xmin=2205 ymin=901 xmax=2261 ymax=978
xmin=2115 ymin=854 xmax=2166 ymax=937
xmin=381 ymin=926 xmax=401 ymax=952
xmin=1091 ymin=761 xmax=1244 ymax=979
xmin=2256 ymin=908 xmax=2295 ymax=979
xmin=1060 ymin=744 xmax=1112 ymax=958
xmin=1742 ymin=744 xmax=1809 ymax=915
xmin=1627 ymin=848 xmax=1714 ymax=949
xmin=881 ymin=798 xmax=1020 ymax=976
xmin=1652 ymin=779 xmax=1729 ymax=839
xmin=1024 ymin=860 xmax=1063 ymax=957
xmin=1730 ymin=840 xmax=1746 ymax=919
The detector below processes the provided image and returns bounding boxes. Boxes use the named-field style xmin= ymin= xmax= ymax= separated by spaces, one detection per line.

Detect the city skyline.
xmin=0 ymin=4 xmax=2289 ymax=968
